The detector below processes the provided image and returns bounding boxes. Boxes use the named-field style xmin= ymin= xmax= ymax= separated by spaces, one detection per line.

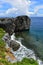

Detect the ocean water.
xmin=4 ymin=17 xmax=43 ymax=65
xmin=16 ymin=17 xmax=43 ymax=60
xmin=30 ymin=17 xmax=43 ymax=39
xmin=29 ymin=17 xmax=43 ymax=60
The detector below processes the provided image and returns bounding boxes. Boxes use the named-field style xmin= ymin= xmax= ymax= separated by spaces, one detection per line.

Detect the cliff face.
xmin=0 ymin=16 xmax=31 ymax=35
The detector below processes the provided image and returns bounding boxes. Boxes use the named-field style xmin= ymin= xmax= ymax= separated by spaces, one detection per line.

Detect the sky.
xmin=0 ymin=0 xmax=43 ymax=17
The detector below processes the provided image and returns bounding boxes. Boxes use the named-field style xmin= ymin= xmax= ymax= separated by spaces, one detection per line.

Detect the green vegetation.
xmin=0 ymin=58 xmax=38 ymax=65
xmin=0 ymin=28 xmax=6 ymax=59
xmin=0 ymin=28 xmax=38 ymax=65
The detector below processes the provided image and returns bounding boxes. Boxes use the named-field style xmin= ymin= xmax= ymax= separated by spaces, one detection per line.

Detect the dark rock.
xmin=14 ymin=16 xmax=31 ymax=32
xmin=3 ymin=33 xmax=20 ymax=51
xmin=0 ymin=15 xmax=31 ymax=35
xmin=9 ymin=40 xmax=20 ymax=51
xmin=0 ymin=18 xmax=15 ymax=35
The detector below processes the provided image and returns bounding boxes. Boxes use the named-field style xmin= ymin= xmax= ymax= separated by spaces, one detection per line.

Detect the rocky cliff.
xmin=0 ymin=15 xmax=31 ymax=35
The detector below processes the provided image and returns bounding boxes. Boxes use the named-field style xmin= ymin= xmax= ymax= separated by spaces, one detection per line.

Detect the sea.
xmin=30 ymin=17 xmax=43 ymax=60
xmin=17 ymin=17 xmax=43 ymax=61
xmin=3 ymin=17 xmax=43 ymax=65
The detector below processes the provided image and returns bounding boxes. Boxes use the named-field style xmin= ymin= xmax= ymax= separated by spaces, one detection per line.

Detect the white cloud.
xmin=6 ymin=8 xmax=18 ymax=14
xmin=34 ymin=5 xmax=43 ymax=14
xmin=5 ymin=0 xmax=29 ymax=15
xmin=0 ymin=0 xmax=34 ymax=16
xmin=0 ymin=0 xmax=41 ymax=17
xmin=26 ymin=10 xmax=34 ymax=16
xmin=1 ymin=0 xmax=43 ymax=17
xmin=26 ymin=5 xmax=43 ymax=16
xmin=0 ymin=8 xmax=18 ymax=17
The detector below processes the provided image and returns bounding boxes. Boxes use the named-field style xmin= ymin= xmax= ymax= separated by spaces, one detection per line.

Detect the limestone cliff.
xmin=0 ymin=15 xmax=31 ymax=35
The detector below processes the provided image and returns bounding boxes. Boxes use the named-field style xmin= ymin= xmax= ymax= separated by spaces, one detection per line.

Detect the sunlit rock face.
xmin=0 ymin=15 xmax=31 ymax=35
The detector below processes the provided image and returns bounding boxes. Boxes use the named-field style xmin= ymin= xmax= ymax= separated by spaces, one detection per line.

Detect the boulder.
xmin=3 ymin=33 xmax=20 ymax=51
xmin=9 ymin=40 xmax=20 ymax=51
xmin=0 ymin=15 xmax=31 ymax=35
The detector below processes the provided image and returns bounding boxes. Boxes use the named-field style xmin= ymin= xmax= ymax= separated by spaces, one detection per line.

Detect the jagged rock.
xmin=0 ymin=15 xmax=31 ymax=35
xmin=14 ymin=16 xmax=31 ymax=32
xmin=3 ymin=33 xmax=20 ymax=51
xmin=9 ymin=40 xmax=20 ymax=51
xmin=0 ymin=19 xmax=15 ymax=35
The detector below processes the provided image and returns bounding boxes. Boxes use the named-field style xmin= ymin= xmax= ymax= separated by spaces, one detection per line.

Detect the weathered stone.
xmin=0 ymin=18 xmax=15 ymax=35
xmin=14 ymin=16 xmax=31 ymax=32
xmin=9 ymin=40 xmax=20 ymax=51
xmin=0 ymin=15 xmax=31 ymax=35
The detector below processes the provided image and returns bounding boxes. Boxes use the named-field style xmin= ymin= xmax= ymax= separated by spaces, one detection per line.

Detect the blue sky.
xmin=0 ymin=0 xmax=43 ymax=17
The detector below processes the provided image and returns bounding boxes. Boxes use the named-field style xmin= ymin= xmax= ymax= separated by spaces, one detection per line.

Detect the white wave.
xmin=3 ymin=33 xmax=43 ymax=65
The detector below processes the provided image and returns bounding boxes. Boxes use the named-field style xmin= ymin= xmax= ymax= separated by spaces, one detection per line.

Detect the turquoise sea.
xmin=16 ymin=17 xmax=43 ymax=60
xmin=29 ymin=17 xmax=43 ymax=60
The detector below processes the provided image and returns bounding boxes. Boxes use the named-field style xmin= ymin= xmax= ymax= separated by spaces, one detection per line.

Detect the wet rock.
xmin=9 ymin=40 xmax=20 ymax=51
xmin=0 ymin=15 xmax=31 ymax=35
xmin=2 ymin=33 xmax=11 ymax=43
xmin=3 ymin=33 xmax=20 ymax=51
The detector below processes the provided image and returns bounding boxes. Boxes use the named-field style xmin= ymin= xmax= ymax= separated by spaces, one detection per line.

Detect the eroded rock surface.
xmin=2 ymin=33 xmax=20 ymax=51
xmin=0 ymin=16 xmax=31 ymax=35
xmin=9 ymin=40 xmax=20 ymax=51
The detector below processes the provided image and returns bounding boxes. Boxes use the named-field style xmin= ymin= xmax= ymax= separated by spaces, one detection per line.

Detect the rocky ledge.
xmin=0 ymin=15 xmax=31 ymax=35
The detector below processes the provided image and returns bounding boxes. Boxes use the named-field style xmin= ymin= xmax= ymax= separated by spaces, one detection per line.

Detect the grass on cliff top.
xmin=0 ymin=28 xmax=38 ymax=65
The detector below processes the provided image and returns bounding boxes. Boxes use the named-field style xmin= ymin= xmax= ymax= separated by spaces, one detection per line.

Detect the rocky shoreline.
xmin=0 ymin=15 xmax=43 ymax=65
xmin=2 ymin=33 xmax=43 ymax=65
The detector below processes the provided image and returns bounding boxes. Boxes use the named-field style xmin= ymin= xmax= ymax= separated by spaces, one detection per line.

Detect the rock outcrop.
xmin=3 ymin=33 xmax=20 ymax=51
xmin=0 ymin=15 xmax=31 ymax=35
xmin=3 ymin=33 xmax=36 ymax=63
xmin=9 ymin=40 xmax=20 ymax=51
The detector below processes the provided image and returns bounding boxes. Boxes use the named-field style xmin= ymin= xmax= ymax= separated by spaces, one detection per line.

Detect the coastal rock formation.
xmin=0 ymin=18 xmax=15 ymax=35
xmin=9 ymin=40 xmax=20 ymax=51
xmin=3 ymin=33 xmax=20 ymax=51
xmin=0 ymin=15 xmax=31 ymax=35
xmin=14 ymin=16 xmax=31 ymax=32
xmin=3 ymin=33 xmax=36 ymax=63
